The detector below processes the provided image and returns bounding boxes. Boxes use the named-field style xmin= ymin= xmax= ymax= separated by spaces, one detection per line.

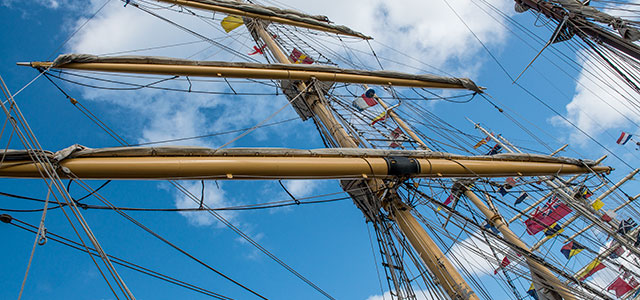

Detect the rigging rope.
xmin=3 ymin=215 xmax=235 ymax=300
xmin=130 ymin=2 xmax=260 ymax=63
xmin=444 ymin=0 xmax=638 ymax=170
xmin=47 ymin=0 xmax=111 ymax=60
xmin=17 ymin=188 xmax=51 ymax=300
xmin=169 ymin=180 xmax=337 ymax=300
xmin=407 ymin=184 xmax=614 ymax=299
xmin=37 ymin=68 xmax=338 ymax=299
xmin=1 ymin=75 xmax=132 ymax=299
xmin=67 ymin=175 xmax=269 ymax=299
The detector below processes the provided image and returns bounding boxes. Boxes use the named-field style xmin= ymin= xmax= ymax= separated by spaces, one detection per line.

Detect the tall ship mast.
xmin=1 ymin=0 xmax=639 ymax=299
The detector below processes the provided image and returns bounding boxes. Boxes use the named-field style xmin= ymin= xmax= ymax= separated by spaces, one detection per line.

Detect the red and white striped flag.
xmin=617 ymin=132 xmax=633 ymax=145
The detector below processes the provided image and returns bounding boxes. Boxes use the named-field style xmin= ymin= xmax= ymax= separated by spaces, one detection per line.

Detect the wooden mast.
xmin=364 ymin=84 xmax=432 ymax=151
xmin=250 ymin=19 xmax=481 ymax=300
xmin=390 ymin=200 xmax=477 ymax=299
xmin=251 ymin=23 xmax=357 ymax=148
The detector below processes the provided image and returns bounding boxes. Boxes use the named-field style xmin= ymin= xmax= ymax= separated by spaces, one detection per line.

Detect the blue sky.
xmin=1 ymin=0 xmax=639 ymax=300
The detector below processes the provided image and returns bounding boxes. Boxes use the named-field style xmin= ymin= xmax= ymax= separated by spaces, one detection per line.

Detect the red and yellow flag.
xmin=289 ymin=48 xmax=314 ymax=64
xmin=371 ymin=111 xmax=387 ymax=125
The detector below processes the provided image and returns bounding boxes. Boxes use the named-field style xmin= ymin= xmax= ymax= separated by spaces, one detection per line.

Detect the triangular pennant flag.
xmin=515 ymin=192 xmax=529 ymax=205
xmin=473 ymin=134 xmax=492 ymax=149
xmin=473 ymin=138 xmax=487 ymax=149
xmin=494 ymin=256 xmax=511 ymax=274
xmin=494 ymin=249 xmax=522 ymax=275
xmin=579 ymin=186 xmax=593 ymax=199
xmin=486 ymin=144 xmax=502 ymax=155
xmin=443 ymin=194 xmax=454 ymax=206
xmin=577 ymin=258 xmax=606 ymax=281
xmin=221 ymin=15 xmax=244 ymax=33
xmin=437 ymin=193 xmax=454 ymax=211
xmin=483 ymin=220 xmax=500 ymax=235
xmin=560 ymin=241 xmax=585 ymax=259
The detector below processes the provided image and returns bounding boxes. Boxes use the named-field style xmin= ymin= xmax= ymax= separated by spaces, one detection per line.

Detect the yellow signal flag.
xmin=473 ymin=139 xmax=487 ymax=149
xmin=221 ymin=15 xmax=244 ymax=33
xmin=591 ymin=199 xmax=605 ymax=211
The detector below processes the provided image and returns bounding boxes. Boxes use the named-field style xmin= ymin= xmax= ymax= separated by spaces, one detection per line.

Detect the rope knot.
xmin=38 ymin=228 xmax=48 ymax=246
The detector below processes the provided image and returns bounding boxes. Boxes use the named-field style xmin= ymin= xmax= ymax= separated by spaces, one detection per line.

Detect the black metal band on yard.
xmin=383 ymin=157 xmax=420 ymax=176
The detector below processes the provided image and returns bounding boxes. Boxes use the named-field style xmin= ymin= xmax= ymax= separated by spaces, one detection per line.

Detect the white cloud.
xmin=363 ymin=231 xmax=519 ymax=300
xmin=44 ymin=0 xmax=59 ymax=9
xmin=550 ymin=49 xmax=640 ymax=144
xmin=283 ymin=180 xmax=320 ymax=198
xmin=446 ymin=232 xmax=502 ymax=276
xmin=70 ymin=1 xmax=199 ymax=56
xmin=549 ymin=0 xmax=640 ymax=144
xmin=58 ymin=1 xmax=297 ymax=148
xmin=280 ymin=0 xmax=511 ymax=73
xmin=3 ymin=0 xmax=60 ymax=9
xmin=173 ymin=180 xmax=234 ymax=227
xmin=64 ymin=0 xmax=514 ymax=75
xmin=35 ymin=0 xmax=515 ymax=151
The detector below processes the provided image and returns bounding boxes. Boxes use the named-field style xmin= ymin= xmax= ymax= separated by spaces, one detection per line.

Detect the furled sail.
xmin=515 ymin=0 xmax=640 ymax=59
xmin=553 ymin=0 xmax=640 ymax=41
xmin=0 ymin=145 xmax=610 ymax=179
xmin=151 ymin=0 xmax=372 ymax=39
xmin=22 ymin=54 xmax=484 ymax=91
